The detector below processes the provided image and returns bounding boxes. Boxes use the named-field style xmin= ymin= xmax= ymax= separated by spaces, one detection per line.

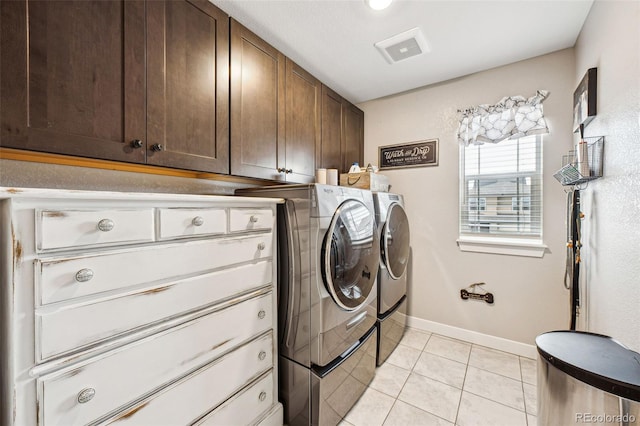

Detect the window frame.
xmin=457 ymin=135 xmax=547 ymax=257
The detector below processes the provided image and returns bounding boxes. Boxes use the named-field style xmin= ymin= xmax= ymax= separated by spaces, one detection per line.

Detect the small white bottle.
xmin=348 ymin=162 xmax=361 ymax=173
xmin=576 ymin=139 xmax=590 ymax=177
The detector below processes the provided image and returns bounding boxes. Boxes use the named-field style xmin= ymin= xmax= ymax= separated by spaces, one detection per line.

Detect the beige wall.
xmin=574 ymin=0 xmax=640 ymax=351
xmin=359 ymin=48 xmax=576 ymax=345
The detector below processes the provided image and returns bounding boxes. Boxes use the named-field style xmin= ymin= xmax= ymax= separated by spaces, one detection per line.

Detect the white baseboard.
xmin=405 ymin=315 xmax=538 ymax=359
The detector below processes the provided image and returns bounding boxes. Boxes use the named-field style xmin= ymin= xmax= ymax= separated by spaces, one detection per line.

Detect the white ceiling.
xmin=211 ymin=0 xmax=593 ymax=104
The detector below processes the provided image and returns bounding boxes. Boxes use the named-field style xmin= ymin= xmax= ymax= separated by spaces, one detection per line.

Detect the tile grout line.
xmin=453 ymin=342 xmax=473 ymax=426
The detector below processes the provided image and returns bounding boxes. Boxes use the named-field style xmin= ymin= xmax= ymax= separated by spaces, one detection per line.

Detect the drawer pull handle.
xmin=75 ymin=268 xmax=94 ymax=283
xmin=257 ymin=242 xmax=266 ymax=251
xmin=97 ymin=219 xmax=115 ymax=232
xmin=258 ymin=310 xmax=266 ymax=320
xmin=250 ymin=215 xmax=259 ymax=223
xmin=77 ymin=388 xmax=96 ymax=404
xmin=258 ymin=350 xmax=266 ymax=361
xmin=192 ymin=216 xmax=205 ymax=227
xmin=259 ymin=391 xmax=267 ymax=402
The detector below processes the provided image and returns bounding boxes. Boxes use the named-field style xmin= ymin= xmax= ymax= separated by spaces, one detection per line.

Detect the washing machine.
xmin=236 ymin=184 xmax=379 ymax=426
xmin=373 ymin=192 xmax=410 ymax=366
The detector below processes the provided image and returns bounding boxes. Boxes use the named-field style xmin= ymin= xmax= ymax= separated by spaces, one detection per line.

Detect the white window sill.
xmin=457 ymin=236 xmax=547 ymax=258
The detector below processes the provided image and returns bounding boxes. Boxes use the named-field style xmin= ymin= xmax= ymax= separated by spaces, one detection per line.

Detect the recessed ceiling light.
xmin=365 ymin=0 xmax=393 ymax=11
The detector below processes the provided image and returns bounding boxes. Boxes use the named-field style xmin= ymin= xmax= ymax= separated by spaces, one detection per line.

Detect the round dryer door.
xmin=382 ymin=203 xmax=410 ymax=279
xmin=322 ymin=199 xmax=379 ymax=311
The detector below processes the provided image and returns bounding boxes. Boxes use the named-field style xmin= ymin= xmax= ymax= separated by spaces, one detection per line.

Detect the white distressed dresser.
xmin=0 ymin=187 xmax=283 ymax=426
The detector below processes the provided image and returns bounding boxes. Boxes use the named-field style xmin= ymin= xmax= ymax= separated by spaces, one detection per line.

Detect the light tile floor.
xmin=341 ymin=328 xmax=537 ymax=426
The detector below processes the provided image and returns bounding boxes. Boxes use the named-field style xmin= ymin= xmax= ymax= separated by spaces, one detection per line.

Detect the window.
xmin=459 ymin=135 xmax=543 ymax=245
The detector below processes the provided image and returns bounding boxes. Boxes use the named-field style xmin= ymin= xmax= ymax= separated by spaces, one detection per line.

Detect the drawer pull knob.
xmin=257 ymin=242 xmax=266 ymax=251
xmin=150 ymin=143 xmax=163 ymax=152
xmin=258 ymin=350 xmax=266 ymax=361
xmin=75 ymin=268 xmax=94 ymax=283
xmin=259 ymin=391 xmax=267 ymax=402
xmin=130 ymin=139 xmax=143 ymax=149
xmin=192 ymin=216 xmax=205 ymax=227
xmin=250 ymin=215 xmax=259 ymax=223
xmin=77 ymin=388 xmax=96 ymax=404
xmin=97 ymin=219 xmax=115 ymax=232
xmin=258 ymin=310 xmax=266 ymax=320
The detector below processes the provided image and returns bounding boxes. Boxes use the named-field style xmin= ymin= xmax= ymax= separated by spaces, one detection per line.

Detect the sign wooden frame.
xmin=378 ymin=139 xmax=439 ymax=170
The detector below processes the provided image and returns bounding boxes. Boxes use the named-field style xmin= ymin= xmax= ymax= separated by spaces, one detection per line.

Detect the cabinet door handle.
xmin=257 ymin=309 xmax=266 ymax=320
xmin=130 ymin=139 xmax=143 ymax=149
xmin=257 ymin=242 xmax=266 ymax=251
xmin=150 ymin=143 xmax=163 ymax=152
xmin=249 ymin=215 xmax=259 ymax=223
xmin=258 ymin=350 xmax=266 ymax=361
xmin=192 ymin=216 xmax=205 ymax=227
xmin=286 ymin=169 xmax=293 ymax=174
xmin=77 ymin=388 xmax=96 ymax=404
xmin=277 ymin=167 xmax=286 ymax=173
xmin=75 ymin=268 xmax=94 ymax=283
xmin=259 ymin=391 xmax=267 ymax=402
xmin=97 ymin=219 xmax=115 ymax=232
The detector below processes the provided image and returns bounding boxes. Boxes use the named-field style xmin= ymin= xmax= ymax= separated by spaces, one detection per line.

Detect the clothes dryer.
xmin=373 ymin=192 xmax=410 ymax=366
xmin=237 ymin=184 xmax=379 ymax=426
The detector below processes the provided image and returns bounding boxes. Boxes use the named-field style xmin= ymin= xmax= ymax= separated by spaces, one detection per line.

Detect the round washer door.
xmin=382 ymin=203 xmax=410 ymax=280
xmin=322 ymin=199 xmax=379 ymax=311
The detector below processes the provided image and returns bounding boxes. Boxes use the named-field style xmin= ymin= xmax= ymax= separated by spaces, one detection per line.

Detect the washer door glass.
xmin=323 ymin=199 xmax=379 ymax=311
xmin=382 ymin=203 xmax=410 ymax=279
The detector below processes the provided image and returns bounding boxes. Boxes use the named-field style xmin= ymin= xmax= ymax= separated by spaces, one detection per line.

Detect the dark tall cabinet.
xmin=342 ymin=101 xmax=365 ymax=173
xmin=284 ymin=59 xmax=320 ymax=184
xmin=319 ymin=85 xmax=343 ymax=170
xmin=230 ymin=20 xmax=319 ymax=183
xmin=319 ymin=85 xmax=365 ymax=174
xmin=229 ymin=20 xmax=286 ymax=181
xmin=0 ymin=0 xmax=229 ymax=173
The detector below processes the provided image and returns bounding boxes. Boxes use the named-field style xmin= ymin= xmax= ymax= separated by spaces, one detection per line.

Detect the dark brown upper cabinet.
xmin=230 ymin=20 xmax=286 ymax=181
xmin=342 ymin=101 xmax=365 ymax=173
xmin=230 ymin=20 xmax=319 ymax=183
xmin=319 ymin=85 xmax=343 ymax=170
xmin=1 ymin=0 xmax=229 ymax=174
xmin=284 ymin=59 xmax=320 ymax=183
xmin=146 ymin=0 xmax=229 ymax=173
xmin=319 ymin=85 xmax=364 ymax=174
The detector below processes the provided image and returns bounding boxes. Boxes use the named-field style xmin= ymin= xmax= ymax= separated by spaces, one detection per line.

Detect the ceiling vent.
xmin=374 ymin=27 xmax=430 ymax=64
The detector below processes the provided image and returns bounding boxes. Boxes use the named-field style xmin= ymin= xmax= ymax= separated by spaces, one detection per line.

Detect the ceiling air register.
xmin=375 ymin=27 xmax=429 ymax=64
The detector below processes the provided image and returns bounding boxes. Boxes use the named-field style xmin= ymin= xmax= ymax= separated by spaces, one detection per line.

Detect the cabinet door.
xmin=319 ymin=85 xmax=343 ymax=170
xmin=0 ymin=0 xmax=146 ymax=162
xmin=230 ymin=20 xmax=286 ymax=181
xmin=285 ymin=59 xmax=320 ymax=183
xmin=146 ymin=0 xmax=229 ymax=173
xmin=342 ymin=101 xmax=365 ymax=173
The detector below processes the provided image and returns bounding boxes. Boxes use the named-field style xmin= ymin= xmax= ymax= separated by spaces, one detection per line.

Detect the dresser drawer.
xmin=37 ymin=261 xmax=273 ymax=361
xmin=104 ymin=336 xmax=273 ymax=425
xmin=38 ymin=292 xmax=273 ymax=426
xmin=37 ymin=209 xmax=155 ymax=252
xmin=196 ymin=371 xmax=274 ymax=426
xmin=36 ymin=234 xmax=273 ymax=305
xmin=229 ymin=208 xmax=273 ymax=233
xmin=157 ymin=208 xmax=227 ymax=240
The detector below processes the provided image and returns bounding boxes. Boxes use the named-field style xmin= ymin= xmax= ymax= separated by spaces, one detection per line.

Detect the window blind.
xmin=460 ymin=135 xmax=542 ymax=240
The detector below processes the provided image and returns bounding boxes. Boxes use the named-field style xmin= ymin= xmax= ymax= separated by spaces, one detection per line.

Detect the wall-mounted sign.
xmin=379 ymin=139 xmax=439 ymax=170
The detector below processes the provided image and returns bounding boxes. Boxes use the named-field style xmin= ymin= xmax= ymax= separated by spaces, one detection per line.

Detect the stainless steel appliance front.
xmin=237 ymin=184 xmax=380 ymax=425
xmin=373 ymin=192 xmax=410 ymax=366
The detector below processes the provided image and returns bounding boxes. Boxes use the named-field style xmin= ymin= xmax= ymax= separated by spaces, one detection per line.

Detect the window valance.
xmin=457 ymin=90 xmax=550 ymax=146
